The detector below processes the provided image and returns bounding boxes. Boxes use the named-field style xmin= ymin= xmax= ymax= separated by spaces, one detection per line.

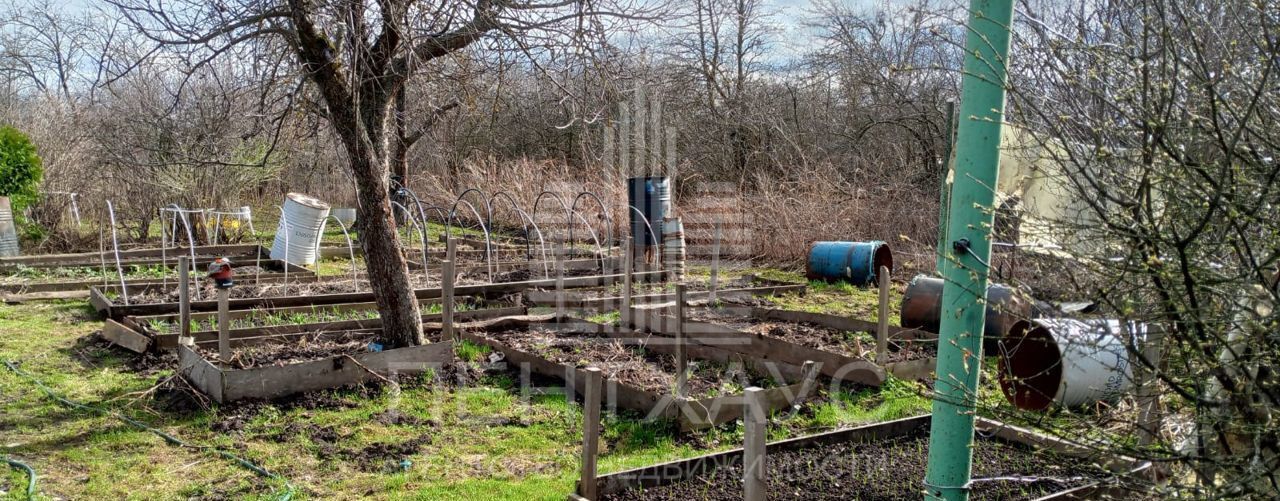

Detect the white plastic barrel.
xmin=270 ymin=193 xmax=331 ymax=265
xmin=0 ymin=197 xmax=19 ymax=257
xmin=332 ymin=208 xmax=357 ymax=227
xmin=998 ymin=318 xmax=1142 ymax=411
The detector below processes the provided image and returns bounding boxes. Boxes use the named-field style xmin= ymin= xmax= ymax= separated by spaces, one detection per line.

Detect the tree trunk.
xmin=350 ymin=147 xmax=424 ymax=348
xmin=392 ymin=87 xmax=410 ymax=182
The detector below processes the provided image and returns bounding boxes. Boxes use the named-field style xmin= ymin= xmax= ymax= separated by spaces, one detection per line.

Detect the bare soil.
xmin=482 ymin=266 xmax=603 ymax=284
xmin=686 ymin=308 xmax=935 ymax=364
xmin=602 ymin=428 xmax=1110 ymax=500
xmin=479 ymin=326 xmax=774 ymax=399
xmin=121 ymin=276 xmax=443 ymax=305
xmin=194 ymin=331 xmax=379 ymax=369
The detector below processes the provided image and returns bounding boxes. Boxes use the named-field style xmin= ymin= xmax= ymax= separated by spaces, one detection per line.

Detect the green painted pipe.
xmin=923 ymin=1 xmax=1016 ymax=500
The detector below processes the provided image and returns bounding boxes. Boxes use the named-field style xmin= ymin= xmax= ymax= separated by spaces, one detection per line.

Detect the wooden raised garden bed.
xmin=584 ymin=414 xmax=1150 ymax=500
xmin=103 ymin=298 xmax=528 ymax=353
xmin=0 ymin=244 xmax=268 ymax=271
xmin=522 ymin=277 xmax=807 ymax=310
xmin=89 ymin=270 xmax=665 ymax=319
xmin=178 ymin=331 xmax=454 ymax=403
xmin=632 ymin=305 xmax=935 ymax=383
xmin=1 ymin=258 xmax=310 ymax=303
xmin=457 ymin=315 xmax=820 ymax=432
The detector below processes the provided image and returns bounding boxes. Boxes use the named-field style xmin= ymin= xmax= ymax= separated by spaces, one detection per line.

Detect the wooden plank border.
xmin=178 ymin=340 xmax=454 ymax=403
xmin=633 ymin=309 xmax=886 ymax=387
xmin=90 ymin=270 xmax=664 ymax=319
xmin=583 ymin=414 xmax=1149 ymax=498
xmin=0 ymin=244 xmax=264 ymax=268
xmin=524 ymin=284 xmax=807 ymax=309
xmin=457 ymin=316 xmax=818 ymax=432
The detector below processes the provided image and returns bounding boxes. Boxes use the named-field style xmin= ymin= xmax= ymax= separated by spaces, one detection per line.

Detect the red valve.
xmin=207 ymin=257 xmax=235 ymax=288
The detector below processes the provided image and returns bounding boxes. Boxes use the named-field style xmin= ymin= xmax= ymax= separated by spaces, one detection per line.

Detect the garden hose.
xmin=1 ymin=361 xmax=294 ymax=500
xmin=1 ymin=454 xmax=35 ymax=499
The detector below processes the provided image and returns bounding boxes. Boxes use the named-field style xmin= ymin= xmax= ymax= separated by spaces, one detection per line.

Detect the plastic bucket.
xmin=270 ymin=193 xmax=331 ymax=265
xmin=998 ymin=318 xmax=1141 ymax=411
xmin=805 ymin=241 xmax=892 ymax=286
xmin=332 ymin=208 xmax=357 ymax=227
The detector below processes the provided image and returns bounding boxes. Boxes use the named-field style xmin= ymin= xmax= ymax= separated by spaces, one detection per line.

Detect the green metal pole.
xmin=923 ymin=1 xmax=1015 ymax=500
xmin=936 ymin=99 xmax=957 ymax=275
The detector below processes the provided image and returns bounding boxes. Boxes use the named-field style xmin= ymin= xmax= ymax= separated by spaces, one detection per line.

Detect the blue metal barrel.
xmin=805 ymin=241 xmax=893 ymax=286
xmin=627 ymin=176 xmax=670 ymax=248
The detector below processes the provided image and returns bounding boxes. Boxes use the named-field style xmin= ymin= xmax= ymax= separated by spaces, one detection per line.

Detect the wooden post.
xmin=217 ymin=287 xmax=231 ymax=367
xmin=446 ymin=237 xmax=457 ymax=267
xmin=710 ymin=221 xmax=720 ymax=305
xmin=178 ymin=256 xmax=191 ymax=341
xmin=621 ymin=244 xmax=633 ymax=328
xmin=876 ymin=265 xmax=890 ymax=364
xmin=442 ymin=258 xmax=455 ymax=342
xmin=556 ymin=241 xmax=566 ymax=320
xmin=578 ymin=367 xmax=603 ymax=500
xmin=743 ymin=386 xmax=766 ymax=501
xmin=675 ymin=284 xmax=687 ymax=398
xmin=1136 ymin=324 xmax=1164 ymax=447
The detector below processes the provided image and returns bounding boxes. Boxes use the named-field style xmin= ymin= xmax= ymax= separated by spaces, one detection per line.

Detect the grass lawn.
xmin=0 ymin=265 xmax=931 ymax=499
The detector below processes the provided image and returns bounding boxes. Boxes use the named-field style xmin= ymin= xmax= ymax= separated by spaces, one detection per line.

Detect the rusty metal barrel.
xmin=899 ymin=274 xmax=1032 ymax=352
xmin=804 ymin=241 xmax=892 ymax=286
xmin=998 ymin=318 xmax=1142 ymax=411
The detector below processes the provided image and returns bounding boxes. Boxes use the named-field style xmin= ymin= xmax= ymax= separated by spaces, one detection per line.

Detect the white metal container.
xmin=270 ymin=193 xmax=331 ymax=265
xmin=998 ymin=318 xmax=1142 ymax=411
xmin=332 ymin=208 xmax=357 ymax=227
xmin=662 ymin=217 xmax=685 ymax=279
xmin=0 ymin=196 xmax=19 ymax=257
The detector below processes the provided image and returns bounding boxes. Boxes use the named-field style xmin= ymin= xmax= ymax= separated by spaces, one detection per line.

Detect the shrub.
xmin=0 ymin=126 xmax=44 ymax=239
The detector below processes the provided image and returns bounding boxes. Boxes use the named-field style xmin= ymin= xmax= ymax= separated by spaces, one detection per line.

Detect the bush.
xmin=0 ymin=125 xmax=44 ymax=237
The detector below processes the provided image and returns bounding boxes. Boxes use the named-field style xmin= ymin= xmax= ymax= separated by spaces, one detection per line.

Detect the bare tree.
xmin=987 ymin=0 xmax=1280 ymax=497
xmin=110 ymin=0 xmax=654 ymax=347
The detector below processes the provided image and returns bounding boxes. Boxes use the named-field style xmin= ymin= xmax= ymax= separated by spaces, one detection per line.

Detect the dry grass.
xmin=404 ymin=159 xmax=939 ymax=276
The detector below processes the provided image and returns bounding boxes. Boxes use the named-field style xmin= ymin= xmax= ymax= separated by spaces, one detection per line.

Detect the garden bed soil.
xmin=524 ymin=277 xmax=806 ymax=309
xmin=482 ymin=266 xmax=605 ymax=284
xmin=95 ymin=270 xmax=667 ymax=320
xmin=178 ymin=331 xmax=454 ymax=402
xmin=480 ymin=325 xmax=774 ymax=399
xmin=193 ymin=330 xmax=380 ymax=369
xmin=600 ymin=426 xmax=1110 ymax=500
xmin=686 ymin=308 xmax=936 ymax=364
xmin=0 ymin=243 xmax=266 ymax=270
xmin=120 ymin=276 xmax=442 ymax=305
xmin=459 ymin=316 xmax=818 ymax=430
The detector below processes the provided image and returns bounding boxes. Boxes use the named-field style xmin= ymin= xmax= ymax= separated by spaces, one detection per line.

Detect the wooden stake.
xmin=710 ymin=221 xmax=720 ymax=305
xmin=876 ymin=265 xmax=890 ymax=364
xmin=743 ymin=386 xmax=766 ymax=501
xmin=621 ymin=244 xmax=633 ymax=328
xmin=556 ymin=241 xmax=566 ymax=320
xmin=1136 ymin=324 xmax=1164 ymax=447
xmin=579 ymin=367 xmax=603 ymax=500
xmin=179 ymin=256 xmax=191 ymax=341
xmin=442 ymin=258 xmax=455 ymax=343
xmin=675 ymin=283 xmax=687 ymax=398
xmin=217 ymin=287 xmax=230 ymax=367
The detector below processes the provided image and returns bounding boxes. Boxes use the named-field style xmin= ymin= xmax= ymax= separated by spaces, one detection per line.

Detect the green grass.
xmin=0 ymin=273 xmax=935 ymax=499
xmin=679 ymin=265 xmax=904 ymax=323
xmin=3 ymin=264 xmax=176 ymax=283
